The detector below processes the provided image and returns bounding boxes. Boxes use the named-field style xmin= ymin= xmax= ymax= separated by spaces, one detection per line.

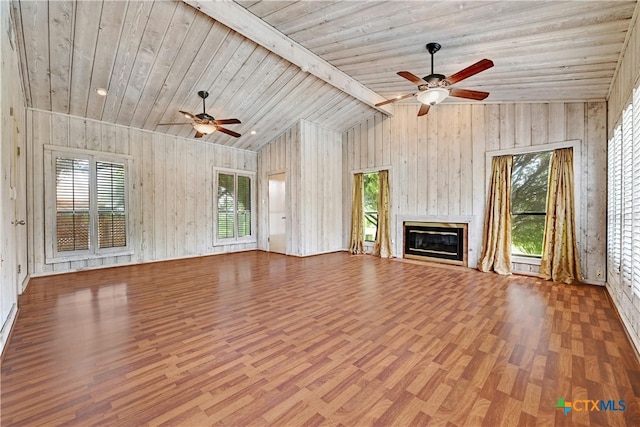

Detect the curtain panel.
xmin=540 ymin=148 xmax=583 ymax=284
xmin=349 ymin=173 xmax=365 ymax=254
xmin=373 ymin=170 xmax=392 ymax=258
xmin=478 ymin=155 xmax=513 ymax=275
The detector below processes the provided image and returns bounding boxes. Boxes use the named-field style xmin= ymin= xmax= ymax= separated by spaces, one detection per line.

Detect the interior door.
xmin=268 ymin=173 xmax=286 ymax=254
xmin=1 ymin=119 xmax=17 ymax=329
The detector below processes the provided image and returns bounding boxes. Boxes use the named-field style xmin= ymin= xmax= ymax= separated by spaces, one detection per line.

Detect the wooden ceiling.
xmin=11 ymin=0 xmax=639 ymax=151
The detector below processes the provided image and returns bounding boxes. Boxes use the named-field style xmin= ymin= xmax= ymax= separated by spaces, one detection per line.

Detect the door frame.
xmin=267 ymin=171 xmax=287 ymax=254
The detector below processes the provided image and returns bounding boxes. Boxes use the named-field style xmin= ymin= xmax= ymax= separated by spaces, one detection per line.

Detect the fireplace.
xmin=404 ymin=221 xmax=468 ymax=266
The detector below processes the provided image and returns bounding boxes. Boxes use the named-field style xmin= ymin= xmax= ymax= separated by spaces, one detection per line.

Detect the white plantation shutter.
xmin=608 ymin=126 xmax=622 ymax=271
xmin=217 ymin=173 xmax=235 ymax=239
xmin=96 ymin=161 xmax=127 ymax=249
xmin=633 ymin=86 xmax=640 ymax=297
xmin=621 ymin=104 xmax=634 ymax=287
xmin=237 ymin=175 xmax=251 ymax=238
xmin=216 ymin=171 xmax=254 ymax=242
xmin=55 ymin=157 xmax=90 ymax=251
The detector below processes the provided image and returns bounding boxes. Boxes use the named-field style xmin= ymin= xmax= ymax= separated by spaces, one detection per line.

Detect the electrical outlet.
xmin=596 ymin=270 xmax=604 ymax=280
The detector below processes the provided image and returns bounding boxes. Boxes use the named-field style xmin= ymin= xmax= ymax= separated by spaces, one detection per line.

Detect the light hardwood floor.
xmin=2 ymin=251 xmax=639 ymax=426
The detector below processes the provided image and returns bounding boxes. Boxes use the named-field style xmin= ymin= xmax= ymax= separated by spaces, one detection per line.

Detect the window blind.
xmin=237 ymin=175 xmax=251 ymax=238
xmin=97 ymin=161 xmax=126 ymax=249
xmin=55 ymin=157 xmax=90 ymax=251
xmin=609 ymin=126 xmax=622 ymax=271
xmin=218 ymin=173 xmax=235 ymax=239
xmin=621 ymin=104 xmax=634 ymax=287
xmin=633 ymin=86 xmax=640 ymax=297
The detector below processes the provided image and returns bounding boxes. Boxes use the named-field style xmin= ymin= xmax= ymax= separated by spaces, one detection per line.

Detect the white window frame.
xmin=213 ymin=168 xmax=256 ymax=246
xmin=44 ymin=146 xmax=133 ymax=263
xmin=485 ymin=140 xmax=582 ymax=266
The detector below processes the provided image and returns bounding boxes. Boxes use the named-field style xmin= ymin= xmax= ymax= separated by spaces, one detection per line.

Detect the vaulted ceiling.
xmin=11 ymin=0 xmax=639 ymax=151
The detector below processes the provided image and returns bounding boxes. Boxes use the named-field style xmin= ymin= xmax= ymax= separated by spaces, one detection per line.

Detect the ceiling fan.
xmin=159 ymin=90 xmax=241 ymax=138
xmin=376 ymin=43 xmax=494 ymax=116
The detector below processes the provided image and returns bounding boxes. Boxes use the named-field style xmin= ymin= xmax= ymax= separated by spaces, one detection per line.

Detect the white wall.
xmin=26 ymin=110 xmax=258 ymax=276
xmin=343 ymin=102 xmax=607 ymax=283
xmin=1 ymin=0 xmax=27 ymax=354
xmin=606 ymin=8 xmax=640 ymax=353
xmin=257 ymin=119 xmax=343 ymax=256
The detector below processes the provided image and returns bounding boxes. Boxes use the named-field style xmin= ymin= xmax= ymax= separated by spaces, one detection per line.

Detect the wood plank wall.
xmin=606 ymin=8 xmax=640 ymax=353
xmin=257 ymin=119 xmax=343 ymax=256
xmin=343 ymin=102 xmax=607 ymax=283
xmin=608 ymin=1 xmax=640 ymax=132
xmin=1 ymin=0 xmax=27 ymax=354
xmin=26 ymin=110 xmax=257 ymax=276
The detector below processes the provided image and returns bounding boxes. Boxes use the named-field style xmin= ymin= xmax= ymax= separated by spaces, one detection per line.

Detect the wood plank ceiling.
xmin=11 ymin=0 xmax=638 ymax=151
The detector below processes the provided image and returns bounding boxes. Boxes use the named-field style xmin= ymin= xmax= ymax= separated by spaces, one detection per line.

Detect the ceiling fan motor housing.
xmin=196 ymin=112 xmax=215 ymax=121
xmin=420 ymin=43 xmax=448 ymax=89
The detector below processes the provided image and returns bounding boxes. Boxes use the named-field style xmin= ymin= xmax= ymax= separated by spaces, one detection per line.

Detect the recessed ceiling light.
xmin=95 ymin=88 xmax=108 ymax=96
xmin=250 ymin=130 xmax=257 ymax=135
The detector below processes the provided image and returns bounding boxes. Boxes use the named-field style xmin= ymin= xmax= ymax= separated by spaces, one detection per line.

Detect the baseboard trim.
xmin=604 ymin=283 xmax=640 ymax=364
xmin=1 ymin=303 xmax=19 ymax=360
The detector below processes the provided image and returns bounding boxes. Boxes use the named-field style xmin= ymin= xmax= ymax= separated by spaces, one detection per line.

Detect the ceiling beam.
xmin=182 ymin=0 xmax=394 ymax=116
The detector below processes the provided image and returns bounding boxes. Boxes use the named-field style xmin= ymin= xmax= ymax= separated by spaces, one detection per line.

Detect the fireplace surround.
xmin=403 ymin=221 xmax=468 ymax=266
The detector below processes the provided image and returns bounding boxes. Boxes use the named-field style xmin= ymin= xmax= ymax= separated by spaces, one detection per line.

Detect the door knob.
xmin=14 ymin=220 xmax=25 ymax=226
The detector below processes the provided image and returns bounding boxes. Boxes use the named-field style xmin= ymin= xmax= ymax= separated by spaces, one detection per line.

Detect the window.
xmin=363 ymin=172 xmax=379 ymax=242
xmin=47 ymin=148 xmax=130 ymax=261
xmin=216 ymin=170 xmax=254 ymax=243
xmin=510 ymin=151 xmax=552 ymax=257
xmin=609 ymin=85 xmax=640 ymax=297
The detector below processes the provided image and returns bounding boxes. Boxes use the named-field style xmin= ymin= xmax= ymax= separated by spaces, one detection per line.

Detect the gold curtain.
xmin=373 ymin=170 xmax=392 ymax=258
xmin=478 ymin=155 xmax=513 ymax=275
xmin=349 ymin=173 xmax=365 ymax=254
xmin=540 ymin=148 xmax=583 ymax=284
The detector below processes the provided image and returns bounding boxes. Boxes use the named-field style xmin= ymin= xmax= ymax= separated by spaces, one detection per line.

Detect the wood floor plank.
xmin=2 ymin=251 xmax=640 ymax=426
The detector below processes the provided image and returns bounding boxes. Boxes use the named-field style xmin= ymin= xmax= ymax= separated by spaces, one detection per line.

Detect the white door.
xmin=268 ymin=173 xmax=286 ymax=254
xmin=1 ymin=119 xmax=18 ymax=331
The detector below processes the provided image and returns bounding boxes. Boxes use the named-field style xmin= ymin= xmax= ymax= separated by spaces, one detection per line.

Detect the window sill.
xmin=511 ymin=255 xmax=542 ymax=266
xmin=46 ymin=249 xmax=134 ymax=264
xmin=214 ymin=238 xmax=257 ymax=247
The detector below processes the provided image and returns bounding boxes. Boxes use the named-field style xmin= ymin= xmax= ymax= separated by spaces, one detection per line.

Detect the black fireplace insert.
xmin=404 ymin=223 xmax=465 ymax=263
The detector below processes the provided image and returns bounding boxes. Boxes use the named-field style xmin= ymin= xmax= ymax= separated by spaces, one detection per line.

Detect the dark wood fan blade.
xmin=375 ymin=93 xmax=416 ymax=107
xmin=158 ymin=122 xmax=191 ymax=126
xmin=449 ymin=87 xmax=490 ymax=100
xmin=216 ymin=127 xmax=241 ymax=138
xmin=417 ymin=104 xmax=431 ymax=117
xmin=194 ymin=131 xmax=204 ymax=139
xmin=179 ymin=110 xmax=196 ymax=120
xmin=214 ymin=118 xmax=241 ymax=125
xmin=397 ymin=71 xmax=426 ymax=85
xmin=445 ymin=59 xmax=494 ymax=85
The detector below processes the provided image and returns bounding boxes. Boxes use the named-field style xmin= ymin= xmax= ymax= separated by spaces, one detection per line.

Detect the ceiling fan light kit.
xmin=193 ymin=122 xmax=217 ymax=134
xmin=375 ymin=42 xmax=493 ymax=116
xmin=158 ymin=90 xmax=242 ymax=138
xmin=417 ymin=87 xmax=449 ymax=105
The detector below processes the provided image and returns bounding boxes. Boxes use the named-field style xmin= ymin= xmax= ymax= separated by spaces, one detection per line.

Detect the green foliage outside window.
xmin=511 ymin=151 xmax=552 ymax=256
xmin=364 ymin=173 xmax=379 ymax=242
